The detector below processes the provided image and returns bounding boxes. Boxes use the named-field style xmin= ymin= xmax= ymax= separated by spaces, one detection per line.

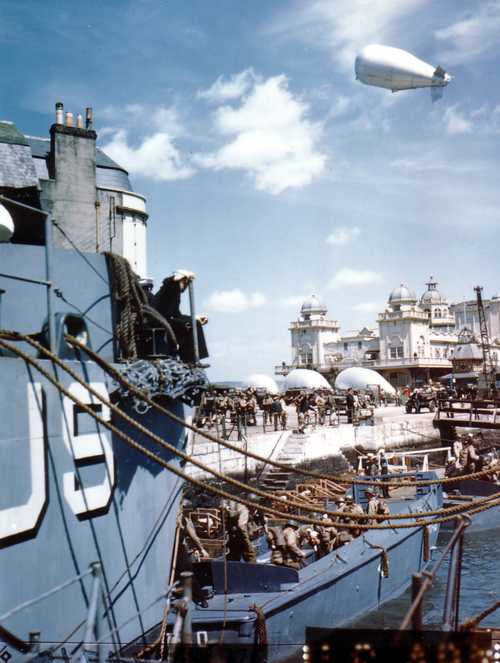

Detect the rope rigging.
xmin=2 ymin=334 xmax=500 ymax=530
xmin=105 ymin=252 xmax=177 ymax=360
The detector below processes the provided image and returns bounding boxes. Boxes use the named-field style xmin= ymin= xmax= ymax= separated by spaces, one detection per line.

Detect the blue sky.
xmin=2 ymin=0 xmax=500 ymax=380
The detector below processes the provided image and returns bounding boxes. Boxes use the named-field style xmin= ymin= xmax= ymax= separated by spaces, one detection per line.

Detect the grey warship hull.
xmin=0 ymin=245 xmax=198 ymax=661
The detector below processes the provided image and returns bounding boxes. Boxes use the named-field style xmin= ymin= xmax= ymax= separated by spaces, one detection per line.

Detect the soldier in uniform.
xmin=317 ymin=515 xmax=338 ymax=557
xmin=461 ymin=436 xmax=480 ymax=474
xmin=378 ymin=450 xmax=390 ymax=498
xmin=345 ymin=388 xmax=355 ymax=423
xmin=315 ymin=394 xmax=326 ymax=425
xmin=279 ymin=396 xmax=288 ymax=430
xmin=282 ymin=520 xmax=307 ymax=569
xmin=221 ymin=499 xmax=257 ymax=563
xmin=365 ymin=489 xmax=390 ymax=525
xmin=341 ymin=495 xmax=365 ymax=538
xmin=333 ymin=497 xmax=354 ymax=545
xmin=266 ymin=523 xmax=286 ymax=565
xmin=271 ymin=396 xmax=284 ymax=432
xmin=247 ymin=391 xmax=258 ymax=426
xmin=262 ymin=393 xmax=273 ymax=426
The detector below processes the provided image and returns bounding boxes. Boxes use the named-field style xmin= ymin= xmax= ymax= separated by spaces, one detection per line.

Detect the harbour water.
xmin=352 ymin=528 xmax=500 ymax=630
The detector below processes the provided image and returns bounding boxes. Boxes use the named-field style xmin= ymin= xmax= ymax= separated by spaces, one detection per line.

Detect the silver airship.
xmin=355 ymin=44 xmax=452 ymax=101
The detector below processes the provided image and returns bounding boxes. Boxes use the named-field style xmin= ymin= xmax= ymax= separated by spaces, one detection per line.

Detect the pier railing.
xmin=435 ymin=397 xmax=500 ymax=430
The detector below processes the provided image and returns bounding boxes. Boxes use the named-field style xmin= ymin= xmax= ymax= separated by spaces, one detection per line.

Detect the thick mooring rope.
xmin=2 ymin=335 xmax=500 ymax=530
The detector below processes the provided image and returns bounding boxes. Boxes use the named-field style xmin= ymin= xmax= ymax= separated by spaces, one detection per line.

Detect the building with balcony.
xmin=276 ymin=278 xmax=460 ymax=388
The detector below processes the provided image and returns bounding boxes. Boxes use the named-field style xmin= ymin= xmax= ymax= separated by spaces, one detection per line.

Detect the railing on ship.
xmin=357 ymin=447 xmax=452 ymax=475
xmin=400 ymin=516 xmax=470 ymax=631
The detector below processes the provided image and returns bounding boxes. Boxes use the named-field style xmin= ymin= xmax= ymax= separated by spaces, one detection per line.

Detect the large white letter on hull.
xmin=0 ymin=383 xmax=46 ymax=543
xmin=62 ymin=381 xmax=115 ymax=517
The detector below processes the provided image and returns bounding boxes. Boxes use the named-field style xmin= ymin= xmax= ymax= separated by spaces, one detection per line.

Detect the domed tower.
xmin=388 ymin=284 xmax=417 ymax=312
xmin=420 ymin=277 xmax=455 ymax=330
xmin=289 ymin=295 xmax=340 ymax=370
xmin=300 ymin=294 xmax=327 ymax=320
xmin=378 ymin=283 xmax=430 ymax=375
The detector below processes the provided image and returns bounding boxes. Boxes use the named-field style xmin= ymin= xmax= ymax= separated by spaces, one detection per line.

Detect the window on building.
xmin=390 ymin=347 xmax=397 ymax=359
xmin=397 ymin=346 xmax=404 ymax=358
xmin=435 ymin=308 xmax=441 ymax=318
xmin=358 ymin=341 xmax=362 ymax=349
xmin=344 ymin=342 xmax=348 ymax=351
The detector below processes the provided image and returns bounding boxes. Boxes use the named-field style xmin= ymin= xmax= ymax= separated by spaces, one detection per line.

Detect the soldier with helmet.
xmin=282 ymin=520 xmax=307 ymax=569
xmin=365 ymin=488 xmax=390 ymax=526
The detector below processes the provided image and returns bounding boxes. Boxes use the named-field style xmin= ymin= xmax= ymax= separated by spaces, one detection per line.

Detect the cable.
xmin=51 ymin=220 xmax=109 ymax=285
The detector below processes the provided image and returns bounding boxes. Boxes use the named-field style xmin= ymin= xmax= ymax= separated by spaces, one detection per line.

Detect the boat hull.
xmin=0 ymin=357 xmax=188 ymax=659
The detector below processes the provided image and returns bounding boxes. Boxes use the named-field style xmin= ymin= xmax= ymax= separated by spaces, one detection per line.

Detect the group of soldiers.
xmin=196 ymin=388 xmax=260 ymax=429
xmin=180 ymin=491 xmax=391 ymax=573
xmin=445 ymin=433 xmax=499 ymax=480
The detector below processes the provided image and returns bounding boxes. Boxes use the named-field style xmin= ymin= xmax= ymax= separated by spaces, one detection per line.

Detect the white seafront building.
xmin=276 ymin=278 xmax=500 ymax=388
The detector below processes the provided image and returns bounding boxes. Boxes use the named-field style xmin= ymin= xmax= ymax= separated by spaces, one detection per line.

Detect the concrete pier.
xmin=186 ymin=406 xmax=439 ymax=480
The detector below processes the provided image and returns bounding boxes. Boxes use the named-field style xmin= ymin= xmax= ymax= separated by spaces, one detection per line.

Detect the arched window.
xmin=435 ymin=308 xmax=441 ymax=318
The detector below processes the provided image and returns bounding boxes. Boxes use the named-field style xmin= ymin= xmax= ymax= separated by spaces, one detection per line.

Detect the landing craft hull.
xmin=0 ymin=357 xmax=188 ymax=659
xmin=133 ymin=480 xmax=442 ymax=663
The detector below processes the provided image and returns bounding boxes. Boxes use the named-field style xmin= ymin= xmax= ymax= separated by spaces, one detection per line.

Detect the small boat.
xmin=125 ymin=472 xmax=443 ymax=663
xmin=442 ymin=477 xmax=500 ymax=533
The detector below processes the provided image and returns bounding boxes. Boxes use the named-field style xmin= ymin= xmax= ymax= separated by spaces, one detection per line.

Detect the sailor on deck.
xmin=153 ymin=269 xmax=209 ymax=364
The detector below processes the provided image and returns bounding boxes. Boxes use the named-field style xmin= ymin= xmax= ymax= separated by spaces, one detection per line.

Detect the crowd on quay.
xmin=179 ymin=490 xmax=390 ymax=575
xmin=195 ymin=386 xmax=382 ymax=434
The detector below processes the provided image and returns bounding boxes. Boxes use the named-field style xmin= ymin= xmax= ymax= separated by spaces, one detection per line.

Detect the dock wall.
xmin=186 ymin=411 xmax=440 ymax=480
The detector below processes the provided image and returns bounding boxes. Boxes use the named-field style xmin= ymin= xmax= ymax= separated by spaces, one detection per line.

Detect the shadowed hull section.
xmin=0 ymin=357 xmax=188 ymax=656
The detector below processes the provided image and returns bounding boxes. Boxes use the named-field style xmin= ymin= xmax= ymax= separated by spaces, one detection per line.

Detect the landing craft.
xmin=355 ymin=44 xmax=451 ymax=101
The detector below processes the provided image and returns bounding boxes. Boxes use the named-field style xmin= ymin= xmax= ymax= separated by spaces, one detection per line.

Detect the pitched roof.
xmin=26 ymin=136 xmax=129 ymax=173
xmin=0 ymin=121 xmax=29 ymax=146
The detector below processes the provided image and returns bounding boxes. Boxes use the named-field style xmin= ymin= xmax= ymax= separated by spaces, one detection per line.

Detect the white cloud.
xmin=326 ymin=226 xmax=361 ymax=246
xmin=101 ymin=104 xmax=183 ymax=135
xmin=101 ymin=129 xmax=194 ymax=181
xmin=204 ymin=289 xmax=267 ymax=313
xmin=194 ymin=73 xmax=326 ymax=194
xmin=443 ymin=105 xmax=473 ymax=135
xmin=197 ymin=68 xmax=258 ymax=102
xmin=435 ymin=2 xmax=500 ymax=65
xmin=280 ymin=294 xmax=309 ymax=307
xmin=329 ymin=268 xmax=383 ymax=289
xmin=267 ymin=0 xmax=429 ymax=71
xmin=99 ymin=104 xmax=194 ymax=182
xmin=353 ymin=301 xmax=383 ymax=313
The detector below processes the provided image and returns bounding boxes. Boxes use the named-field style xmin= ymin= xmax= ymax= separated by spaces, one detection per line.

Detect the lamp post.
xmin=0 ymin=195 xmax=56 ymax=353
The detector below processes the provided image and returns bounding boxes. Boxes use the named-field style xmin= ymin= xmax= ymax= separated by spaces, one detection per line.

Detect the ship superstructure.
xmin=0 ymin=104 xmax=207 ymax=660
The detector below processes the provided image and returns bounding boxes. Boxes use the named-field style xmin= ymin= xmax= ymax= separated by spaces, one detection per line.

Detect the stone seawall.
xmin=185 ymin=408 xmax=440 ymax=481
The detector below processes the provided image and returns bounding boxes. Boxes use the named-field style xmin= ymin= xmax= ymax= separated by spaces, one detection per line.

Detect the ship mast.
xmin=474 ymin=285 xmax=497 ymax=397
